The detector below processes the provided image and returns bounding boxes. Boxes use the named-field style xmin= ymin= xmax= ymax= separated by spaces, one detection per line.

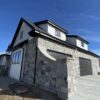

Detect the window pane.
xmin=20 ymin=31 xmax=24 ymax=40
xmin=81 ymin=41 xmax=84 ymax=47
xmin=18 ymin=51 xmax=21 ymax=64
xmin=13 ymin=53 xmax=16 ymax=64
xmin=12 ymin=54 xmax=14 ymax=64
xmin=55 ymin=29 xmax=61 ymax=37
xmin=11 ymin=50 xmax=22 ymax=64
xmin=16 ymin=52 xmax=19 ymax=64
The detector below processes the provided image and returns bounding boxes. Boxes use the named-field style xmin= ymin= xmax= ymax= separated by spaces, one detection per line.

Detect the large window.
xmin=12 ymin=50 xmax=22 ymax=64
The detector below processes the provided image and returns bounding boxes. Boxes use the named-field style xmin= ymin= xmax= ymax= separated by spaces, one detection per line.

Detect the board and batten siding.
xmin=14 ymin=22 xmax=32 ymax=47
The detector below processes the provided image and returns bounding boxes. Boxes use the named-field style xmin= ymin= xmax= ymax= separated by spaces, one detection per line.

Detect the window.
xmin=12 ymin=50 xmax=22 ymax=64
xmin=81 ymin=41 xmax=84 ymax=47
xmin=20 ymin=31 xmax=24 ymax=40
xmin=55 ymin=29 xmax=61 ymax=37
xmin=12 ymin=53 xmax=16 ymax=64
xmin=17 ymin=51 xmax=21 ymax=64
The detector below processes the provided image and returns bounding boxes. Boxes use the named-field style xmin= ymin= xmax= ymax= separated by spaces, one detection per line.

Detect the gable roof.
xmin=8 ymin=18 xmax=34 ymax=49
xmin=29 ymin=30 xmax=99 ymax=58
xmin=7 ymin=18 xmax=99 ymax=58
xmin=8 ymin=18 xmax=49 ymax=49
xmin=8 ymin=18 xmax=68 ymax=50
xmin=34 ymin=20 xmax=68 ymax=34
xmin=67 ymin=35 xmax=89 ymax=44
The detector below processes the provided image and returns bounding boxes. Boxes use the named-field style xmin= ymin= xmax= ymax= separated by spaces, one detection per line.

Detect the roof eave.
xmin=35 ymin=20 xmax=68 ymax=34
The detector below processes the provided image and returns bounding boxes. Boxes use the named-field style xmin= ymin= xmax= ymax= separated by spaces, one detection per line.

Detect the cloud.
xmin=87 ymin=15 xmax=100 ymax=21
xmin=80 ymin=13 xmax=100 ymax=21
xmin=68 ymin=13 xmax=100 ymax=21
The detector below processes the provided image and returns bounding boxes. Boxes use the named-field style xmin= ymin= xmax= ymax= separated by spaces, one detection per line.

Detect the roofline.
xmin=0 ymin=54 xmax=10 ymax=56
xmin=67 ymin=35 xmax=89 ymax=44
xmin=0 ymin=53 xmax=11 ymax=56
xmin=34 ymin=20 xmax=68 ymax=34
xmin=8 ymin=18 xmax=99 ymax=58
xmin=8 ymin=17 xmax=35 ymax=49
xmin=29 ymin=30 xmax=99 ymax=58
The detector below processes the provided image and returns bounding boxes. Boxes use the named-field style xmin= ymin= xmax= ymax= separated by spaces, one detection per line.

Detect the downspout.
xmin=33 ymin=36 xmax=38 ymax=84
xmin=28 ymin=30 xmax=39 ymax=84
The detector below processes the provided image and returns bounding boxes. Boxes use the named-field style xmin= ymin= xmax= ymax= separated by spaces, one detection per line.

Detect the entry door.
xmin=79 ymin=57 xmax=92 ymax=76
xmin=10 ymin=49 xmax=23 ymax=80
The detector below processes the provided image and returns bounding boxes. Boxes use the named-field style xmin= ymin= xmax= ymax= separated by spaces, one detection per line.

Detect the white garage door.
xmin=10 ymin=49 xmax=23 ymax=80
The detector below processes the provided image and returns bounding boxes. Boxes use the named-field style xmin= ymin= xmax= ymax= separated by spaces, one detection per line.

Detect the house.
xmin=0 ymin=52 xmax=10 ymax=75
xmin=7 ymin=18 xmax=100 ymax=100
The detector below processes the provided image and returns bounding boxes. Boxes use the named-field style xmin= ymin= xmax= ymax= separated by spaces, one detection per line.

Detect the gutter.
xmin=28 ymin=30 xmax=100 ymax=58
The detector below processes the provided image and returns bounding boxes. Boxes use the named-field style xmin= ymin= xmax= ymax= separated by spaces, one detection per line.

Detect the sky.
xmin=0 ymin=0 xmax=100 ymax=55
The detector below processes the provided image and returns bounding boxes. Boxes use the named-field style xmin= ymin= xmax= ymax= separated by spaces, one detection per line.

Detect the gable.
xmin=13 ymin=22 xmax=32 ymax=47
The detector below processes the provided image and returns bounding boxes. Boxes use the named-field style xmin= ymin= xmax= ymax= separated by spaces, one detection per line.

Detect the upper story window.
xmin=20 ymin=31 xmax=24 ymax=40
xmin=55 ymin=29 xmax=61 ymax=37
xmin=81 ymin=41 xmax=84 ymax=47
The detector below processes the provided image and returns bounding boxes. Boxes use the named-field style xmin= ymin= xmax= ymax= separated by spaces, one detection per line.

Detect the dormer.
xmin=66 ymin=35 xmax=89 ymax=50
xmin=35 ymin=20 xmax=68 ymax=41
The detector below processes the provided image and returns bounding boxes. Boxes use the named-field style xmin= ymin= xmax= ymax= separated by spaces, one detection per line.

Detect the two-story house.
xmin=7 ymin=18 xmax=100 ymax=100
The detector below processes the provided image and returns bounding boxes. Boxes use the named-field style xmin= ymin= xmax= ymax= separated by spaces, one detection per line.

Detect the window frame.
xmin=55 ymin=29 xmax=61 ymax=37
xmin=20 ymin=30 xmax=24 ymax=40
xmin=81 ymin=41 xmax=84 ymax=47
xmin=11 ymin=50 xmax=22 ymax=64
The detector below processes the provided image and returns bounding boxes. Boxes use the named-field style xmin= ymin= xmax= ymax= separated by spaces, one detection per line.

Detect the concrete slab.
xmin=0 ymin=77 xmax=61 ymax=100
xmin=69 ymin=76 xmax=100 ymax=100
xmin=0 ymin=76 xmax=17 ymax=90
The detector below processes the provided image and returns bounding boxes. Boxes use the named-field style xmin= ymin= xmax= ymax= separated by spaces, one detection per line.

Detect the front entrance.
xmin=10 ymin=49 xmax=23 ymax=80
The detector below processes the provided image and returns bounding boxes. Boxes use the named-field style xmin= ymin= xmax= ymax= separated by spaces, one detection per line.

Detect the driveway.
xmin=69 ymin=75 xmax=100 ymax=100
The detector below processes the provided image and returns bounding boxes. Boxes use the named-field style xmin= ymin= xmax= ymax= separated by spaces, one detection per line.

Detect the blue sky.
xmin=0 ymin=0 xmax=100 ymax=55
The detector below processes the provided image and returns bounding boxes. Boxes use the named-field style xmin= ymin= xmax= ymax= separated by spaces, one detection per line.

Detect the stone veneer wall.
xmin=21 ymin=36 xmax=99 ymax=100
xmin=36 ymin=37 xmax=76 ymax=100
xmin=22 ymin=37 xmax=37 ymax=84
xmin=35 ymin=37 xmax=99 ymax=99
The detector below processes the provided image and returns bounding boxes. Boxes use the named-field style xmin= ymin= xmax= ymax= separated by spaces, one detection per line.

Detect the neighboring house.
xmin=7 ymin=18 xmax=100 ymax=100
xmin=0 ymin=53 xmax=10 ymax=75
